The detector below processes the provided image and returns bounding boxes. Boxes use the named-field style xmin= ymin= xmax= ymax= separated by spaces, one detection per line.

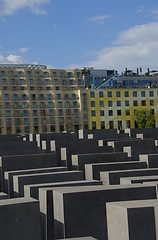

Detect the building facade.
xmin=0 ymin=64 xmax=88 ymax=134
xmin=1 ymin=64 xmax=158 ymax=134
xmin=88 ymin=70 xmax=158 ymax=130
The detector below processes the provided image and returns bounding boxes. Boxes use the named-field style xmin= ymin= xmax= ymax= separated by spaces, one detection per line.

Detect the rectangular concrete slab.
xmin=39 ymin=181 xmax=102 ymax=240
xmin=85 ymin=161 xmax=147 ymax=180
xmin=13 ymin=170 xmax=84 ymax=197
xmin=120 ymin=175 xmax=158 ymax=184
xmin=0 ymin=197 xmax=42 ymax=240
xmin=100 ymin=168 xmax=158 ymax=185
xmin=72 ymin=152 xmax=130 ymax=171
xmin=106 ymin=199 xmax=158 ymax=240
xmin=4 ymin=166 xmax=68 ymax=197
xmin=53 ymin=184 xmax=157 ymax=240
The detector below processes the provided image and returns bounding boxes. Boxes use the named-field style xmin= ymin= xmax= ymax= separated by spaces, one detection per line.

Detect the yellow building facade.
xmin=88 ymin=88 xmax=158 ymax=130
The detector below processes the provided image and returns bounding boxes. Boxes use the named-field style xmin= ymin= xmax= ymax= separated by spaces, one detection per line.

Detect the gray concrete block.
xmin=72 ymin=152 xmax=130 ymax=171
xmin=39 ymin=181 xmax=102 ymax=240
xmin=139 ymin=154 xmax=158 ymax=168
xmin=85 ymin=161 xmax=147 ymax=180
xmin=100 ymin=168 xmax=158 ymax=185
xmin=0 ymin=197 xmax=42 ymax=240
xmin=106 ymin=199 xmax=158 ymax=240
xmin=120 ymin=175 xmax=158 ymax=185
xmin=0 ymin=152 xmax=58 ymax=191
xmin=25 ymin=179 xmax=102 ymax=199
xmin=13 ymin=171 xmax=84 ymax=197
xmin=53 ymin=184 xmax=157 ymax=240
xmin=4 ymin=166 xmax=68 ymax=197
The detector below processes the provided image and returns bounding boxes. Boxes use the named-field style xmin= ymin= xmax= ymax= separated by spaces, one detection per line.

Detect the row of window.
xmin=90 ymin=90 xmax=156 ymax=98
xmin=91 ymin=120 xmax=131 ymax=129
xmin=2 ymin=93 xmax=80 ymax=101
xmin=91 ymin=99 xmax=155 ymax=107
xmin=91 ymin=109 xmax=154 ymax=117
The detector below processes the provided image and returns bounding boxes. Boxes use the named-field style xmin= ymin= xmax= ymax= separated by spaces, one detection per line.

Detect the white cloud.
xmin=0 ymin=0 xmax=50 ymax=16
xmin=0 ymin=53 xmax=25 ymax=64
xmin=89 ymin=15 xmax=109 ymax=24
xmin=19 ymin=47 xmax=29 ymax=53
xmin=85 ymin=22 xmax=158 ymax=72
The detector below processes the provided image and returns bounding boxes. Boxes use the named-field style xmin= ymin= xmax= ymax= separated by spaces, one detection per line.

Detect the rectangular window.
xmin=126 ymin=120 xmax=131 ymax=128
xmin=116 ymin=101 xmax=121 ymax=107
xmin=142 ymin=100 xmax=146 ymax=106
xmin=133 ymin=100 xmax=138 ymax=106
xmin=109 ymin=110 xmax=113 ymax=116
xmin=109 ymin=121 xmax=114 ymax=129
xmin=124 ymin=91 xmax=129 ymax=97
xmin=141 ymin=91 xmax=145 ymax=97
xmin=125 ymin=100 xmax=129 ymax=106
xmin=116 ymin=91 xmax=120 ymax=97
xmin=92 ymin=121 xmax=96 ymax=129
xmin=150 ymin=100 xmax=154 ymax=106
xmin=90 ymin=92 xmax=95 ymax=98
xmin=101 ymin=121 xmax=105 ymax=129
xmin=149 ymin=91 xmax=154 ymax=97
xmin=108 ymin=91 xmax=112 ymax=97
xmin=99 ymin=91 xmax=104 ymax=98
xmin=125 ymin=109 xmax=130 ymax=116
xmin=100 ymin=110 xmax=104 ymax=116
xmin=108 ymin=101 xmax=113 ymax=107
xmin=117 ymin=110 xmax=122 ymax=116
xmin=91 ymin=110 xmax=96 ymax=117
xmin=133 ymin=91 xmax=137 ymax=97
xmin=99 ymin=101 xmax=104 ymax=107
xmin=118 ymin=120 xmax=122 ymax=129
xmin=91 ymin=101 xmax=95 ymax=107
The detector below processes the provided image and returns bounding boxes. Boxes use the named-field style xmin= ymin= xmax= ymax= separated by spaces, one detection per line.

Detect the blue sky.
xmin=0 ymin=0 xmax=158 ymax=72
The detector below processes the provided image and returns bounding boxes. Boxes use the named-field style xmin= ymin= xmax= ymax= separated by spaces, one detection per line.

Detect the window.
xmin=116 ymin=101 xmax=121 ymax=107
xmin=72 ymin=94 xmax=77 ymax=100
xmin=48 ymin=102 xmax=54 ymax=108
xmin=24 ymin=118 xmax=29 ymax=125
xmin=108 ymin=91 xmax=112 ymax=97
xmin=91 ymin=110 xmax=96 ymax=117
xmin=32 ymin=110 xmax=38 ymax=116
xmin=125 ymin=100 xmax=129 ymax=106
xmin=133 ymin=91 xmax=137 ymax=97
xmin=125 ymin=109 xmax=130 ymax=115
xmin=118 ymin=120 xmax=122 ymax=129
xmin=91 ymin=101 xmax=95 ymax=107
xmin=58 ymin=109 xmax=63 ymax=116
xmin=109 ymin=110 xmax=113 ymax=116
xmin=117 ymin=110 xmax=122 ymax=116
xmin=13 ymin=94 xmax=18 ymax=101
xmin=124 ymin=91 xmax=129 ymax=97
xmin=23 ymin=110 xmax=29 ymax=116
xmin=109 ymin=121 xmax=114 ymax=129
xmin=32 ymin=102 xmax=37 ymax=108
xmin=149 ymin=91 xmax=154 ymax=97
xmin=99 ymin=91 xmax=104 ymax=98
xmin=73 ymin=101 xmax=78 ymax=108
xmin=74 ymin=109 xmax=79 ymax=115
xmin=133 ymin=100 xmax=138 ymax=106
xmin=101 ymin=121 xmax=105 ymax=129
xmin=56 ymin=94 xmax=61 ymax=100
xmin=108 ymin=101 xmax=112 ymax=107
xmin=49 ymin=110 xmax=54 ymax=116
xmin=150 ymin=100 xmax=154 ymax=106
xmin=126 ymin=120 xmax=131 ymax=128
xmin=90 ymin=92 xmax=95 ymax=98
xmin=57 ymin=102 xmax=62 ymax=108
xmin=99 ymin=101 xmax=104 ymax=107
xmin=141 ymin=91 xmax=145 ymax=97
xmin=47 ymin=94 xmax=53 ymax=100
xmin=116 ymin=91 xmax=120 ymax=97
xmin=141 ymin=100 xmax=146 ymax=106
xmin=92 ymin=121 xmax=96 ymax=129
xmin=4 ymin=94 xmax=9 ymax=101
xmin=100 ymin=110 xmax=104 ymax=116
xmin=69 ymin=80 xmax=74 ymax=85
